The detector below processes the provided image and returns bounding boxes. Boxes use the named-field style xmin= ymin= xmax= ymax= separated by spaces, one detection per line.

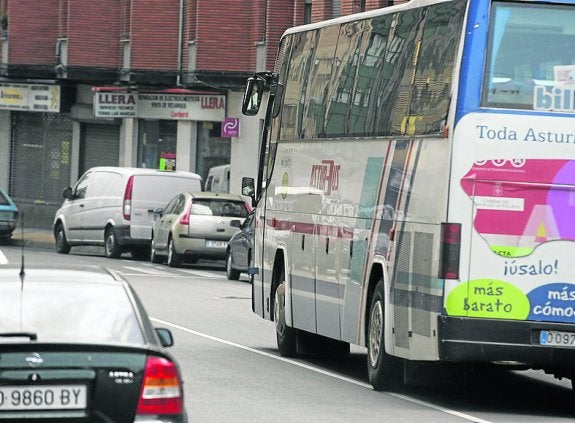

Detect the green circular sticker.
xmin=446 ymin=279 xmax=530 ymax=320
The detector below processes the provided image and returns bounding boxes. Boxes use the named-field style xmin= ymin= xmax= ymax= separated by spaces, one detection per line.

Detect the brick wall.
xmin=6 ymin=0 xmax=58 ymax=65
xmin=267 ymin=0 xmax=296 ymax=72
xmin=130 ymin=0 xmax=180 ymax=71
xmin=193 ymin=1 xmax=254 ymax=72
xmin=67 ymin=0 xmax=121 ymax=67
xmin=2 ymin=0 xmax=409 ymax=79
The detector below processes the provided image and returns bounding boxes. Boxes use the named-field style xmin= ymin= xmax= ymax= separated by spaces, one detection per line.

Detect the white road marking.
xmin=0 ymin=250 xmax=8 ymax=265
xmin=122 ymin=266 xmax=166 ymax=275
xmin=151 ymin=317 xmax=493 ymax=423
xmin=176 ymin=269 xmax=222 ymax=278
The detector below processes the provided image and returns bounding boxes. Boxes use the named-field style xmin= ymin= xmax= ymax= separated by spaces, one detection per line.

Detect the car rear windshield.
xmin=191 ymin=199 xmax=248 ymax=218
xmin=0 ymin=281 xmax=144 ymax=345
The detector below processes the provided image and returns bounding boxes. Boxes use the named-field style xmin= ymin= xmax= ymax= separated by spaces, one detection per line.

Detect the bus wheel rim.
xmin=274 ymin=286 xmax=285 ymax=337
xmin=369 ymin=301 xmax=383 ymax=367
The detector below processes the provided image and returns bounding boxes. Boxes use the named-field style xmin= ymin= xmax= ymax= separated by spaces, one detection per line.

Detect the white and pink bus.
xmin=241 ymin=0 xmax=575 ymax=391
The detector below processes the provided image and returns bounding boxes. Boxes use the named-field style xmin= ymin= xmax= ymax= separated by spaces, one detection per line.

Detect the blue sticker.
xmin=527 ymin=283 xmax=575 ymax=323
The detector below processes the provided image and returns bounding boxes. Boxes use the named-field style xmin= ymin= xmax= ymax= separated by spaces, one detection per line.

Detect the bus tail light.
xmin=136 ymin=356 xmax=183 ymax=415
xmin=179 ymin=200 xmax=192 ymax=225
xmin=439 ymin=222 xmax=461 ymax=280
xmin=122 ymin=176 xmax=134 ymax=220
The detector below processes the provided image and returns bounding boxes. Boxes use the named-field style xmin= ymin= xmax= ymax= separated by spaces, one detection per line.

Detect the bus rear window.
xmin=483 ymin=2 xmax=575 ymax=111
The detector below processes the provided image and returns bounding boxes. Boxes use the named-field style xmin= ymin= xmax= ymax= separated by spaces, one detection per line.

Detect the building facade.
xmin=0 ymin=0 xmax=400 ymax=226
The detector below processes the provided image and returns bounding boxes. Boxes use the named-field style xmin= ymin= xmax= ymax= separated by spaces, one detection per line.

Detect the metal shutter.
xmin=80 ymin=123 xmax=120 ymax=173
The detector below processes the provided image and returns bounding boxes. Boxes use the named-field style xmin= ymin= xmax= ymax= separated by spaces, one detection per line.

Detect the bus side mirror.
xmin=242 ymin=177 xmax=256 ymax=205
xmin=242 ymin=77 xmax=265 ymax=116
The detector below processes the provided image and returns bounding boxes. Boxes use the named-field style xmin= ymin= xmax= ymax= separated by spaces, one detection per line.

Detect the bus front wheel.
xmin=367 ymin=279 xmax=400 ymax=391
xmin=274 ymin=273 xmax=297 ymax=356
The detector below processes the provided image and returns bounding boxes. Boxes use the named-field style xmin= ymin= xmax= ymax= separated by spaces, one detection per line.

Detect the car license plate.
xmin=539 ymin=330 xmax=575 ymax=347
xmin=0 ymin=385 xmax=87 ymax=411
xmin=205 ymin=240 xmax=227 ymax=248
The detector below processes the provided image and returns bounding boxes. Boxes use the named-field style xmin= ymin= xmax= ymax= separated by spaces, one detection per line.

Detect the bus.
xmin=241 ymin=0 xmax=575 ymax=391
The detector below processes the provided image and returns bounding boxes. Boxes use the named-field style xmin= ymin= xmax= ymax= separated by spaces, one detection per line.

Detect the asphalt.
xmin=4 ymin=227 xmax=55 ymax=250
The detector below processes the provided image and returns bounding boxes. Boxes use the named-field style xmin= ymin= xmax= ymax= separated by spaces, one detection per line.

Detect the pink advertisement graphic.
xmin=461 ymin=159 xmax=575 ymax=257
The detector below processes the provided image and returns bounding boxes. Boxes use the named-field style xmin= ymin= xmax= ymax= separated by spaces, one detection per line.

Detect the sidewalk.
xmin=8 ymin=227 xmax=55 ymax=250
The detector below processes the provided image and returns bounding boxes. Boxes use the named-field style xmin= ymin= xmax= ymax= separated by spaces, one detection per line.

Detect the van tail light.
xmin=123 ymin=176 xmax=134 ymax=220
xmin=179 ymin=200 xmax=192 ymax=225
xmin=439 ymin=222 xmax=461 ymax=280
xmin=136 ymin=356 xmax=183 ymax=416
xmin=245 ymin=202 xmax=252 ymax=213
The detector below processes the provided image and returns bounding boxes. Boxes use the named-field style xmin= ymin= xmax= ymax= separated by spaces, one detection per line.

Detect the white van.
xmin=204 ymin=164 xmax=230 ymax=193
xmin=53 ymin=166 xmax=202 ymax=258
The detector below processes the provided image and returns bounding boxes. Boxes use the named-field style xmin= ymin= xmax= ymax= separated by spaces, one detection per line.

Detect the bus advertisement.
xmin=241 ymin=0 xmax=575 ymax=391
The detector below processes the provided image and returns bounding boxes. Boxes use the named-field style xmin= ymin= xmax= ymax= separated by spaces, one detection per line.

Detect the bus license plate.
xmin=539 ymin=330 xmax=575 ymax=347
xmin=0 ymin=385 xmax=87 ymax=411
xmin=205 ymin=240 xmax=226 ymax=248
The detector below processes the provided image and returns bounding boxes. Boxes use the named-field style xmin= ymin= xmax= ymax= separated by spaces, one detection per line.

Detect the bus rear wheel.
xmin=274 ymin=272 xmax=297 ymax=356
xmin=367 ymin=279 xmax=400 ymax=391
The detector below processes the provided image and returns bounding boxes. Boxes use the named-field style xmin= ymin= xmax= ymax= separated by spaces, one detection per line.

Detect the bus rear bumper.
xmin=438 ymin=316 xmax=575 ymax=374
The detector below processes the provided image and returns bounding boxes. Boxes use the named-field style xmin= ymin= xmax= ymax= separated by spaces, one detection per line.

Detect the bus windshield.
xmin=483 ymin=1 xmax=575 ymax=111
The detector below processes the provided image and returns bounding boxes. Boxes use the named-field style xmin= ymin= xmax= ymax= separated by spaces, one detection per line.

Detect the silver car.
xmin=151 ymin=192 xmax=249 ymax=267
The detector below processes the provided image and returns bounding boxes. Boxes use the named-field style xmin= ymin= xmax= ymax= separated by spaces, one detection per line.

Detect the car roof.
xmin=0 ymin=266 xmax=154 ymax=347
xmin=0 ymin=266 xmax=123 ymax=284
xmin=185 ymin=191 xmax=245 ymax=201
xmin=85 ymin=166 xmax=202 ymax=181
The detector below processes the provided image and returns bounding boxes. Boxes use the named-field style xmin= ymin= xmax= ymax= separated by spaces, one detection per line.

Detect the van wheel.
xmin=226 ymin=252 xmax=240 ymax=280
xmin=150 ymin=235 xmax=163 ymax=264
xmin=54 ymin=223 xmax=71 ymax=254
xmin=274 ymin=270 xmax=297 ymax=356
xmin=104 ymin=227 xmax=122 ymax=259
xmin=167 ymin=236 xmax=182 ymax=267
xmin=367 ymin=279 xmax=401 ymax=391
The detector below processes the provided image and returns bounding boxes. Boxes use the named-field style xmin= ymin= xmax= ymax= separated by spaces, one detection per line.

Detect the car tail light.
xmin=179 ymin=200 xmax=192 ymax=225
xmin=137 ymin=356 xmax=183 ymax=415
xmin=123 ymin=176 xmax=134 ymax=220
xmin=439 ymin=222 xmax=461 ymax=280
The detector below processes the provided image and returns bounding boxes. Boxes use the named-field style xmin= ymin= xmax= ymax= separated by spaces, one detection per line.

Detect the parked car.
xmin=0 ymin=265 xmax=187 ymax=422
xmin=151 ymin=192 xmax=249 ymax=267
xmin=0 ymin=188 xmax=19 ymax=241
xmin=204 ymin=164 xmax=230 ymax=193
xmin=53 ymin=167 xmax=202 ymax=259
xmin=225 ymin=212 xmax=255 ymax=280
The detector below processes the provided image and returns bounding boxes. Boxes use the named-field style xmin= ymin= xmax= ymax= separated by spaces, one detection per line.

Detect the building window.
xmin=304 ymin=0 xmax=312 ymax=24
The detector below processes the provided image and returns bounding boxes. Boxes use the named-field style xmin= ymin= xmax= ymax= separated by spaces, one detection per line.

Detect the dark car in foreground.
xmin=225 ymin=212 xmax=254 ymax=280
xmin=0 ymin=188 xmax=19 ymax=241
xmin=0 ymin=266 xmax=187 ymax=422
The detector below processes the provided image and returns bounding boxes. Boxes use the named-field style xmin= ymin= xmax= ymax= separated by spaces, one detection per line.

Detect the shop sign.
xmin=0 ymin=83 xmax=60 ymax=112
xmin=93 ymin=92 xmax=226 ymax=121
xmin=138 ymin=93 xmax=225 ymax=121
xmin=221 ymin=117 xmax=239 ymax=137
xmin=93 ymin=92 xmax=137 ymax=118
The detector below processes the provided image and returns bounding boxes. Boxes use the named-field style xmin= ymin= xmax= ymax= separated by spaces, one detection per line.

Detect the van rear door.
xmin=130 ymin=174 xmax=201 ymax=240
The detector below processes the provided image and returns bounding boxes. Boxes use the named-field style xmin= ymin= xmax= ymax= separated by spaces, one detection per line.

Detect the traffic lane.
xmin=4 ymin=248 xmax=574 ymax=421
xmin=156 ymin=318 xmax=480 ymax=423
xmin=129 ymin=268 xmax=575 ymax=423
xmin=122 ymin=266 xmax=273 ymax=348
